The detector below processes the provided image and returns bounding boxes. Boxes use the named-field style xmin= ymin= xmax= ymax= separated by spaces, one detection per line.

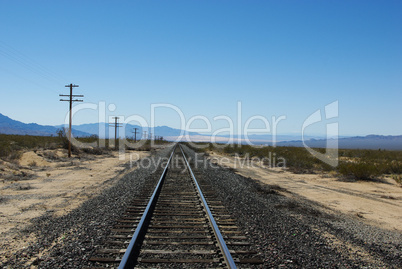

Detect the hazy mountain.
xmin=0 ymin=113 xmax=91 ymax=137
xmin=1 ymin=113 xmax=401 ymax=150
xmin=220 ymin=134 xmax=324 ymax=142
xmin=0 ymin=113 xmax=199 ymax=139
xmin=275 ymin=135 xmax=402 ymax=150
xmin=55 ymin=123 xmax=200 ymax=139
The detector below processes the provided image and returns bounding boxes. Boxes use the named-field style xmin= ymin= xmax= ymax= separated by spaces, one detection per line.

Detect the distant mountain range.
xmin=275 ymin=135 xmax=402 ymax=150
xmin=0 ymin=113 xmax=90 ymax=137
xmin=0 ymin=113 xmax=199 ymax=139
xmin=55 ymin=123 xmax=200 ymax=139
xmin=1 ymin=113 xmax=401 ymax=150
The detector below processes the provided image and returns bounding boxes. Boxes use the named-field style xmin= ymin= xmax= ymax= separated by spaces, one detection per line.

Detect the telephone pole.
xmin=59 ymin=84 xmax=83 ymax=158
xmin=109 ymin=117 xmax=122 ymax=150
xmin=133 ymin=128 xmax=138 ymax=142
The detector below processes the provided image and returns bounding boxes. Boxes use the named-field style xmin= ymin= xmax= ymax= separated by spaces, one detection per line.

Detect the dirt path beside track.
xmin=207 ymin=151 xmax=402 ymax=232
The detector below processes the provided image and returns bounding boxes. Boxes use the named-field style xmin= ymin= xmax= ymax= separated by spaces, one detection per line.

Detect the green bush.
xmin=338 ymin=161 xmax=382 ymax=180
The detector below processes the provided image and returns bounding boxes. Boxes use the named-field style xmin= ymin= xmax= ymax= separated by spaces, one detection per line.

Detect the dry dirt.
xmin=207 ymin=151 xmax=402 ymax=232
xmin=0 ymin=148 xmax=150 ymax=263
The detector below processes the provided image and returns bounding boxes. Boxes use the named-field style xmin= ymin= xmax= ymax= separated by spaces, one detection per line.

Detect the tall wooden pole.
xmin=133 ymin=128 xmax=138 ymax=142
xmin=60 ymin=84 xmax=83 ymax=158
xmin=68 ymin=84 xmax=72 ymax=157
xmin=109 ymin=117 xmax=122 ymax=150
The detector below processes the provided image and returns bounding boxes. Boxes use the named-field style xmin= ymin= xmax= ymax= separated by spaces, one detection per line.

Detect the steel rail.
xmin=118 ymin=144 xmax=176 ymax=269
xmin=179 ymin=144 xmax=237 ymax=269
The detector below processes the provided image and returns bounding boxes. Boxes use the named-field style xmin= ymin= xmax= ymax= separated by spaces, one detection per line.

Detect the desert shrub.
xmin=77 ymin=134 xmax=99 ymax=144
xmin=136 ymin=144 xmax=151 ymax=151
xmin=43 ymin=150 xmax=58 ymax=160
xmin=0 ymin=142 xmax=23 ymax=161
xmin=46 ymin=142 xmax=59 ymax=150
xmin=0 ymin=141 xmax=19 ymax=159
xmin=57 ymin=129 xmax=70 ymax=150
xmin=223 ymin=144 xmax=238 ymax=154
xmin=82 ymin=147 xmax=105 ymax=155
xmin=216 ymin=144 xmax=321 ymax=172
xmin=338 ymin=161 xmax=382 ymax=180
xmin=391 ymin=174 xmax=402 ymax=185
xmin=187 ymin=142 xmax=402 ymax=179
xmin=8 ymin=150 xmax=23 ymax=161
xmin=0 ymin=133 xmax=121 ymax=159
xmin=57 ymin=129 xmax=82 ymax=153
xmin=382 ymin=161 xmax=402 ymax=174
xmin=0 ymin=134 xmax=62 ymax=160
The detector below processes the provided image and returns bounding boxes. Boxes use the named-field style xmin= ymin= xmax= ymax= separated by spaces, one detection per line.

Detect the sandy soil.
xmin=207 ymin=152 xmax=402 ymax=232
xmin=0 ymin=148 xmax=150 ymax=263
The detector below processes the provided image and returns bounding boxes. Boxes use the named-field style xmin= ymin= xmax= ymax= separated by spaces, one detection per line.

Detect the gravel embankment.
xmin=0 ymin=145 xmax=174 ymax=269
xmin=181 ymin=145 xmax=402 ymax=268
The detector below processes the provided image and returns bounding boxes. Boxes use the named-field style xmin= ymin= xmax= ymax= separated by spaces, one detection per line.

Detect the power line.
xmin=0 ymin=41 xmax=67 ymax=85
xmin=0 ymin=41 xmax=98 ymax=106
xmin=109 ymin=117 xmax=122 ymax=150
xmin=59 ymin=84 xmax=84 ymax=158
xmin=133 ymin=128 xmax=139 ymax=142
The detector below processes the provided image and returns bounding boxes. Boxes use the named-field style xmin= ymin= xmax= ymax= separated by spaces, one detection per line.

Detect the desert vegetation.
xmin=0 ymin=132 xmax=169 ymax=161
xmin=0 ymin=134 xmax=59 ymax=160
xmin=0 ymin=133 xmax=170 ymax=186
xmin=185 ymin=142 xmax=402 ymax=182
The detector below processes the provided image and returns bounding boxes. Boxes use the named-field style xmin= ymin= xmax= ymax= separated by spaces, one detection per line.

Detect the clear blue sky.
xmin=0 ymin=0 xmax=401 ymax=136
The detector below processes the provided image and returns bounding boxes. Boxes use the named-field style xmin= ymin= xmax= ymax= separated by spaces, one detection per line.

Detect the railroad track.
xmin=87 ymin=144 xmax=263 ymax=268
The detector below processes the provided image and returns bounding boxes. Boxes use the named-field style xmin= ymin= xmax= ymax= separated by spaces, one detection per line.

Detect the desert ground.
xmin=0 ymin=147 xmax=401 ymax=265
xmin=207 ymin=151 xmax=402 ymax=232
xmin=0 ymin=148 xmax=150 ymax=263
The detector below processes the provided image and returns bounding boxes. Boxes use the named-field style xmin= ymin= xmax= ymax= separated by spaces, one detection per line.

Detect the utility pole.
xmin=133 ymin=128 xmax=138 ymax=142
xmin=143 ymin=131 xmax=147 ymax=140
xmin=109 ymin=117 xmax=122 ymax=150
xmin=60 ymin=84 xmax=83 ymax=158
